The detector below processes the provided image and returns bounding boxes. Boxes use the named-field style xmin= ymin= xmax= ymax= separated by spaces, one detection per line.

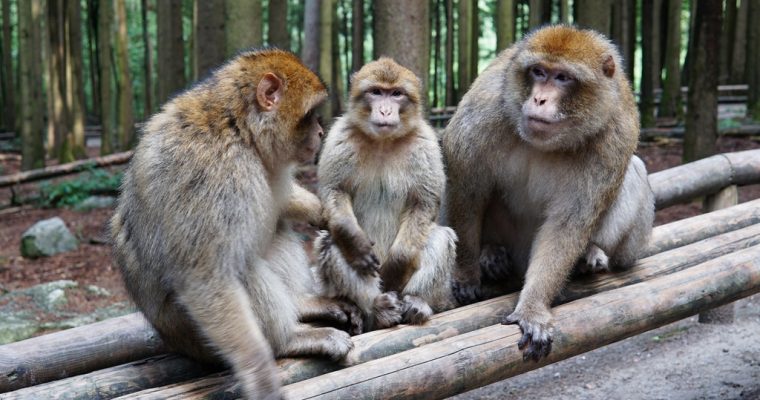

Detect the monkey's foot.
xmin=323 ymin=299 xmax=365 ymax=336
xmin=479 ymin=244 xmax=511 ymax=281
xmin=578 ymin=245 xmax=610 ymax=274
xmin=451 ymin=279 xmax=482 ymax=306
xmin=284 ymin=327 xmax=354 ymax=362
xmin=372 ymin=292 xmax=404 ymax=329
xmin=401 ymin=294 xmax=433 ymax=325
xmin=502 ymin=309 xmax=554 ymax=362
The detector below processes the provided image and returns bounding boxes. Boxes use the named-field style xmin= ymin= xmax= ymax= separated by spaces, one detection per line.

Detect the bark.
xmin=63 ymin=0 xmax=87 ymax=162
xmin=351 ymin=0 xmax=363 ymax=73
xmin=658 ymin=0 xmax=682 ymax=120
xmin=746 ymin=1 xmax=760 ymax=121
xmin=639 ymin=0 xmax=660 ymax=128
xmin=0 ymin=151 xmax=134 ymax=188
xmin=18 ymin=0 xmax=45 ymax=170
xmin=224 ymin=0 xmax=262 ymax=57
xmin=268 ymin=0 xmax=290 ymax=49
xmin=719 ymin=0 xmax=737 ymax=84
xmin=85 ymin=0 xmax=100 ymax=120
xmin=444 ymin=0 xmax=454 ymax=106
xmin=457 ymin=0 xmax=476 ymax=97
xmin=156 ymin=0 xmax=185 ymax=105
xmin=47 ymin=0 xmax=66 ymax=158
xmin=98 ymin=0 xmax=114 ymax=155
xmin=611 ymin=0 xmax=635 ymax=80
xmin=575 ymin=0 xmax=610 ymax=35
xmin=683 ymin=0 xmax=722 ymax=163
xmin=432 ymin=0 xmax=441 ymax=107
xmin=730 ymin=0 xmax=747 ymax=84
xmin=141 ymin=0 xmax=154 ymax=117
xmin=1 ymin=0 xmax=14 ymax=131
xmin=302 ymin=0 xmax=320 ymax=73
xmin=559 ymin=0 xmax=570 ymax=23
xmin=495 ymin=0 xmax=515 ymax=53
xmin=374 ymin=0 xmax=430 ymax=105
xmin=114 ymin=0 xmax=134 ymax=150
xmin=193 ymin=0 xmax=225 ymax=80
xmin=319 ymin=0 xmax=337 ymax=120
xmin=528 ymin=0 xmax=542 ymax=29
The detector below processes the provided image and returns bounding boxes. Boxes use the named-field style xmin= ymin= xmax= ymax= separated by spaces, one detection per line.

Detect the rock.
xmin=74 ymin=195 xmax=116 ymax=211
xmin=85 ymin=284 xmax=112 ymax=297
xmin=26 ymin=280 xmax=78 ymax=310
xmin=0 ymin=311 xmax=40 ymax=345
xmin=20 ymin=217 xmax=79 ymax=258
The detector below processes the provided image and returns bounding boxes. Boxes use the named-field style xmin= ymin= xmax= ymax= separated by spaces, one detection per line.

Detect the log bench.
xmin=1 ymin=149 xmax=759 ymax=399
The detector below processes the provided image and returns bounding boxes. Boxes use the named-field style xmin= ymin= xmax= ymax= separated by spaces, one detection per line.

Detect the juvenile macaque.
xmin=442 ymin=26 xmax=654 ymax=361
xmin=111 ymin=49 xmax=362 ymax=399
xmin=316 ymin=58 xmax=457 ymax=330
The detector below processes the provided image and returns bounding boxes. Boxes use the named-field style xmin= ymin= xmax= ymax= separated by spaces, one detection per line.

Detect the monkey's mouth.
xmin=372 ymin=122 xmax=399 ymax=131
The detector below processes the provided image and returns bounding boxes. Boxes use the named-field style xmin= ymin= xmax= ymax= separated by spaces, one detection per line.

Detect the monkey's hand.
xmin=479 ymin=244 xmax=511 ymax=281
xmin=380 ymin=252 xmax=418 ymax=293
xmin=451 ymin=273 xmax=482 ymax=306
xmin=502 ymin=305 xmax=554 ymax=362
xmin=372 ymin=291 xmax=404 ymax=329
xmin=338 ymin=234 xmax=380 ymax=277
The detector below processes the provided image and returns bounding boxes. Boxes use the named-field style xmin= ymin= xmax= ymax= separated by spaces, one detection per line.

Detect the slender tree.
xmin=496 ymin=0 xmax=515 ymax=52
xmin=374 ymin=0 xmax=430 ymax=102
xmin=114 ymin=0 xmax=134 ymax=149
xmin=320 ymin=0 xmax=336 ymax=119
xmin=351 ymin=0 xmax=363 ymax=73
xmin=559 ymin=0 xmax=570 ymax=23
xmin=268 ymin=0 xmax=290 ymax=49
xmin=194 ymin=0 xmax=225 ymax=80
xmin=98 ymin=0 xmax=114 ymax=154
xmin=86 ymin=0 xmax=100 ymax=119
xmin=639 ymin=0 xmax=660 ymax=128
xmin=683 ymin=0 xmax=722 ymax=162
xmin=747 ymin=0 xmax=760 ymax=121
xmin=63 ymin=0 xmax=87 ymax=161
xmin=19 ymin=0 xmax=45 ymax=169
xmin=611 ymin=0 xmax=635 ymax=80
xmin=141 ymin=0 xmax=154 ymax=117
xmin=730 ymin=0 xmax=747 ymax=84
xmin=1 ymin=0 xmax=15 ymax=132
xmin=719 ymin=0 xmax=737 ymax=84
xmin=444 ymin=0 xmax=454 ymax=106
xmin=156 ymin=0 xmax=185 ymax=105
xmin=432 ymin=0 xmax=441 ymax=107
xmin=225 ymin=0 xmax=261 ymax=57
xmin=659 ymin=0 xmax=682 ymax=121
xmin=457 ymin=0 xmax=476 ymax=97
xmin=575 ymin=0 xmax=610 ymax=35
xmin=47 ymin=0 xmax=67 ymax=157
xmin=302 ymin=0 xmax=320 ymax=73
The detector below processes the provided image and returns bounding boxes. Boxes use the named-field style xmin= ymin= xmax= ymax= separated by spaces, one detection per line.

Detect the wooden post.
xmin=698 ymin=185 xmax=738 ymax=324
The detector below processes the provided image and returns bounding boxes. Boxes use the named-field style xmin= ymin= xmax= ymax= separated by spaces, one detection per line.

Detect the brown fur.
xmin=315 ymin=58 xmax=457 ymax=331
xmin=111 ymin=49 xmax=361 ymax=400
xmin=442 ymin=25 xmax=654 ymax=361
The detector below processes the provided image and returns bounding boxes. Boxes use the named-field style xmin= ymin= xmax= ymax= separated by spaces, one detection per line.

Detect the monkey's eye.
xmin=555 ymin=73 xmax=572 ymax=83
xmin=531 ymin=67 xmax=546 ymax=79
xmin=370 ymin=88 xmax=382 ymax=96
xmin=392 ymin=90 xmax=403 ymax=97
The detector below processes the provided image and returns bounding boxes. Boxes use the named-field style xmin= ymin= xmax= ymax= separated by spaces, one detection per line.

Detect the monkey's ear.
xmin=602 ymin=55 xmax=616 ymax=78
xmin=257 ymin=73 xmax=283 ymax=111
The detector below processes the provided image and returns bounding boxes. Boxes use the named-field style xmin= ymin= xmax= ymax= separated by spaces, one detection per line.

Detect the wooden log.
xmin=90 ymin=222 xmax=760 ymax=399
xmin=281 ymin=245 xmax=760 ymax=399
xmin=699 ymin=185 xmax=739 ymax=324
xmin=0 ymin=151 xmax=133 ymax=188
xmin=0 ymin=313 xmax=164 ymax=393
xmin=649 ymin=149 xmax=760 ymax=209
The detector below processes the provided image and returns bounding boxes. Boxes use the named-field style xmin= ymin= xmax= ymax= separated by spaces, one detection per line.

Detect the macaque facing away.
xmin=316 ymin=57 xmax=457 ymax=330
xmin=112 ymin=49 xmax=362 ymax=399
xmin=442 ymin=25 xmax=654 ymax=361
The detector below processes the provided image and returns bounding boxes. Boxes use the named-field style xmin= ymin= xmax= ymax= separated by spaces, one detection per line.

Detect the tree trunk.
xmin=62 ymin=0 xmax=87 ymax=162
xmin=431 ymin=0 xmax=441 ymax=107
xmin=224 ymin=0 xmax=261 ymax=57
xmin=319 ymin=0 xmax=336 ymax=120
xmin=86 ymin=0 xmax=100 ymax=120
xmin=639 ymin=0 xmax=660 ymax=128
xmin=98 ymin=0 xmax=114 ymax=155
xmin=374 ymin=0 xmax=430 ymax=104
xmin=141 ymin=0 xmax=154 ymax=117
xmin=747 ymin=1 xmax=760 ymax=121
xmin=1 ymin=0 xmax=15 ymax=132
xmin=19 ymin=0 xmax=45 ymax=170
xmin=528 ymin=0 xmax=542 ymax=29
xmin=658 ymin=0 xmax=682 ymax=121
xmin=194 ymin=0 xmax=225 ymax=80
xmin=611 ymin=0 xmax=635 ymax=81
xmin=268 ymin=0 xmax=289 ymax=49
xmin=730 ymin=0 xmax=747 ymax=84
xmin=156 ymin=0 xmax=185 ymax=105
xmin=444 ymin=0 xmax=454 ymax=106
xmin=351 ymin=0 xmax=363 ymax=73
xmin=47 ymin=0 xmax=67 ymax=158
xmin=495 ymin=0 xmax=515 ymax=53
xmin=683 ymin=0 xmax=722 ymax=163
xmin=302 ymin=0 xmax=320 ymax=73
xmin=457 ymin=0 xmax=476 ymax=97
xmin=575 ymin=0 xmax=610 ymax=35
xmin=114 ymin=0 xmax=134 ymax=150
xmin=559 ymin=0 xmax=570 ymax=24
xmin=719 ymin=0 xmax=737 ymax=85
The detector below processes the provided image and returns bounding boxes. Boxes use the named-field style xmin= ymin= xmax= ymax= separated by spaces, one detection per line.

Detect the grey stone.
xmin=20 ymin=217 xmax=79 ymax=258
xmin=85 ymin=284 xmax=112 ymax=297
xmin=74 ymin=195 xmax=116 ymax=211
xmin=0 ymin=311 xmax=40 ymax=345
xmin=25 ymin=280 xmax=78 ymax=310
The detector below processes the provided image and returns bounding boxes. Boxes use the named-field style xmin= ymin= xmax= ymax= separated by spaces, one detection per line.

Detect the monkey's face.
xmin=361 ymin=87 xmax=412 ymax=139
xmin=519 ymin=63 xmax=574 ymax=147
xmin=294 ymin=109 xmax=324 ymax=163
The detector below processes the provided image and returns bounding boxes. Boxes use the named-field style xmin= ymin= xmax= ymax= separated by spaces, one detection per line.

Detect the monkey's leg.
xmin=401 ymin=226 xmax=458 ymax=324
xmin=315 ymin=231 xmax=403 ymax=331
xmin=578 ymin=243 xmax=610 ymax=274
xmin=176 ymin=276 xmax=282 ymax=399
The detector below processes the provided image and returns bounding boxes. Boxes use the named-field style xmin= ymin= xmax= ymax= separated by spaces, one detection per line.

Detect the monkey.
xmin=441 ymin=25 xmax=655 ymax=361
xmin=110 ymin=49 xmax=363 ymax=399
xmin=314 ymin=57 xmax=457 ymax=331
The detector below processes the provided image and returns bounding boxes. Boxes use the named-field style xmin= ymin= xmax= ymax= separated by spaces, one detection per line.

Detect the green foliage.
xmin=39 ymin=167 xmax=122 ymax=208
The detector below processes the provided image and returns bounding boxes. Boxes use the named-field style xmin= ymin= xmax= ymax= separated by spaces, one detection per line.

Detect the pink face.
xmin=521 ymin=65 xmax=574 ymax=139
xmin=365 ymin=87 xmax=408 ymax=134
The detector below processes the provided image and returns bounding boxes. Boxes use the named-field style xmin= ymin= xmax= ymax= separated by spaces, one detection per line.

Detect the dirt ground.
xmin=0 ymin=136 xmax=759 ymax=398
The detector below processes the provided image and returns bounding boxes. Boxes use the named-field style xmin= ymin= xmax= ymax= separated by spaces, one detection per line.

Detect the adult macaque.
xmin=442 ymin=26 xmax=654 ymax=361
xmin=111 ymin=49 xmax=361 ymax=399
xmin=316 ymin=58 xmax=457 ymax=330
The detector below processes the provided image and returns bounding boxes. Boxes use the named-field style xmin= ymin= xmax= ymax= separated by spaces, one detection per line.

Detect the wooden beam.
xmin=23 ymin=220 xmax=760 ymax=399
xmin=0 ymin=151 xmax=133 ymax=188
xmin=281 ymin=245 xmax=760 ymax=399
xmin=649 ymin=149 xmax=760 ymax=209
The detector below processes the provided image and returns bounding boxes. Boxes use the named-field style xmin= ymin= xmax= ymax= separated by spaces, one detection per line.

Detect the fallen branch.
xmin=0 ymin=151 xmax=133 ymax=188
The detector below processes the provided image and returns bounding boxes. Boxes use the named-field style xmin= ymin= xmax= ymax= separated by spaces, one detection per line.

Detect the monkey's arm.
xmin=283 ymin=183 xmax=324 ymax=227
xmin=322 ymin=187 xmax=379 ymax=275
xmin=381 ymin=193 xmax=436 ymax=293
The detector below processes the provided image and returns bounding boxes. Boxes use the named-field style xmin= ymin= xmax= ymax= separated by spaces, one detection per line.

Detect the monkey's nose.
xmin=534 ymin=97 xmax=547 ymax=106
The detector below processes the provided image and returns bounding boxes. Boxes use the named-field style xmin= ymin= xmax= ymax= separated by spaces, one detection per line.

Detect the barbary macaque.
xmin=111 ymin=49 xmax=362 ymax=399
xmin=442 ymin=25 xmax=654 ymax=361
xmin=315 ymin=57 xmax=457 ymax=330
